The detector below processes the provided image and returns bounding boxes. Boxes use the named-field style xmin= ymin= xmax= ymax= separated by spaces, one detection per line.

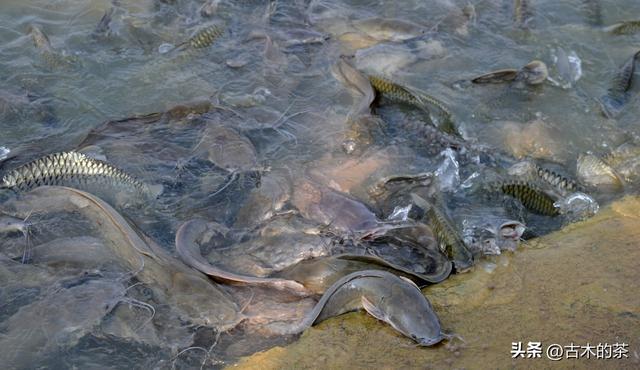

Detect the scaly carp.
xmin=0 ymin=151 xmax=152 ymax=196
xmin=499 ymin=181 xmax=560 ymax=216
xmin=599 ymin=50 xmax=640 ymax=118
xmin=424 ymin=204 xmax=474 ymax=272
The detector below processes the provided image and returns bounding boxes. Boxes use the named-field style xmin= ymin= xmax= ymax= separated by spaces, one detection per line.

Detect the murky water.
xmin=1 ymin=0 xmax=639 ymax=368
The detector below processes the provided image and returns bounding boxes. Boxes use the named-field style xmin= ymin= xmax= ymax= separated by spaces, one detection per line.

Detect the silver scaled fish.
xmin=1 ymin=151 xmax=152 ymax=196
xmin=606 ymin=20 xmax=640 ymax=35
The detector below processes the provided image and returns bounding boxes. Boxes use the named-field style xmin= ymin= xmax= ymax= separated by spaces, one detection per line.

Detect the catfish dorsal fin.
xmin=361 ymin=296 xmax=386 ymax=321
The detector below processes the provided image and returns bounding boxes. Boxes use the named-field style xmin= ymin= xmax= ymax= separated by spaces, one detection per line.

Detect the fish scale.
xmin=608 ymin=20 xmax=640 ymax=35
xmin=1 ymin=151 xmax=148 ymax=193
xmin=368 ymin=75 xmax=457 ymax=135
xmin=533 ymin=164 xmax=581 ymax=195
xmin=599 ymin=50 xmax=640 ymax=118
xmin=368 ymin=75 xmax=421 ymax=106
xmin=424 ymin=206 xmax=473 ymax=271
xmin=187 ymin=25 xmax=224 ymax=49
xmin=500 ymin=181 xmax=559 ymax=216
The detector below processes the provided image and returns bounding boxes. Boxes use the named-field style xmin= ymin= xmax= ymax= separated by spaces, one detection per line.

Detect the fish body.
xmin=279 ymin=253 xmax=450 ymax=294
xmin=514 ymin=0 xmax=533 ymax=28
xmin=577 ymin=153 xmax=624 ymax=190
xmin=533 ymin=163 xmax=581 ymax=196
xmin=0 ymin=279 xmax=126 ymax=369
xmin=197 ymin=123 xmax=259 ymax=173
xmin=369 ymin=75 xmax=421 ymax=106
xmin=351 ymin=17 xmax=426 ymax=42
xmin=1 ymin=151 xmax=151 ymax=196
xmin=93 ymin=7 xmax=115 ymax=38
xmin=603 ymin=143 xmax=640 ymax=182
xmin=368 ymin=75 xmax=457 ymax=135
xmin=599 ymin=50 xmax=640 ymax=118
xmin=175 ymin=218 xmax=310 ymax=295
xmin=472 ymin=69 xmax=519 ymax=84
xmin=4 ymin=186 xmax=242 ymax=330
xmin=28 ymin=24 xmax=79 ymax=70
xmin=415 ymin=91 xmax=456 ymax=134
xmin=472 ymin=60 xmax=547 ymax=85
xmin=0 ymin=211 xmax=28 ymax=234
xmin=519 ymin=60 xmax=548 ymax=85
xmin=185 ymin=25 xmax=224 ymax=49
xmin=397 ymin=117 xmax=468 ymax=157
xmin=607 ymin=20 xmax=640 ymax=35
xmin=581 ymin=0 xmax=602 ymax=26
xmin=500 ymin=181 xmax=560 ymax=216
xmin=292 ymin=179 xmax=381 ymax=236
xmin=425 ymin=205 xmax=474 ymax=272
xmin=28 ymin=24 xmax=53 ymax=52
xmin=303 ymin=270 xmax=444 ymax=346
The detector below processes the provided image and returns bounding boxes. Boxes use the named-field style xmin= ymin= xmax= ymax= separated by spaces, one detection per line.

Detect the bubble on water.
xmin=158 ymin=43 xmax=174 ymax=54
xmin=0 ymin=146 xmax=10 ymax=161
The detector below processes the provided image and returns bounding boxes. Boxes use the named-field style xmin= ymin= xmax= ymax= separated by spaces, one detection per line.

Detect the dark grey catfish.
xmin=175 ymin=218 xmax=310 ymax=295
xmin=295 ymin=270 xmax=445 ymax=346
xmin=277 ymin=254 xmax=452 ymax=295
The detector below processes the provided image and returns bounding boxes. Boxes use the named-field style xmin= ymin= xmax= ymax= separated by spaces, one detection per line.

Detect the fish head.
xmin=521 ymin=60 xmax=548 ymax=85
xmin=452 ymin=256 xmax=474 ymax=273
xmin=498 ymin=220 xmax=526 ymax=240
xmin=576 ymin=153 xmax=623 ymax=190
xmin=361 ymin=276 xmax=443 ymax=346
xmin=27 ymin=24 xmax=51 ymax=50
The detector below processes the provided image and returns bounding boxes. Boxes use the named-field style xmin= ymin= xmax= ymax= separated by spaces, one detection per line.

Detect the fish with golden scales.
xmin=368 ymin=75 xmax=459 ymax=136
xmin=599 ymin=50 xmax=640 ymax=118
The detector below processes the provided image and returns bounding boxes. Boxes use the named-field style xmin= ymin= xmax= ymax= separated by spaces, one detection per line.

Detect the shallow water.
xmin=1 ymin=0 xmax=640 ymax=368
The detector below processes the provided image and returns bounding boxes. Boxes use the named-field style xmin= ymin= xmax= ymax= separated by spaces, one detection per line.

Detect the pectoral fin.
xmin=399 ymin=276 xmax=420 ymax=290
xmin=361 ymin=296 xmax=385 ymax=321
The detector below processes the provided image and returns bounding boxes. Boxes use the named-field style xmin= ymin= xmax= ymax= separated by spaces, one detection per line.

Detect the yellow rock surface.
xmin=232 ymin=197 xmax=640 ymax=369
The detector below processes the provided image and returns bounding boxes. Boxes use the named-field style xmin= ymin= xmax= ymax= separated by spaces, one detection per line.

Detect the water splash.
xmin=387 ymin=204 xmax=412 ymax=222
xmin=435 ymin=148 xmax=460 ymax=192
xmin=550 ymin=48 xmax=582 ymax=89
xmin=0 ymin=146 xmax=10 ymax=161
xmin=554 ymin=192 xmax=599 ymax=221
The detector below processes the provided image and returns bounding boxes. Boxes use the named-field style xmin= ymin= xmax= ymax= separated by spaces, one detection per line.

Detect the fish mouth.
xmin=417 ymin=335 xmax=445 ymax=347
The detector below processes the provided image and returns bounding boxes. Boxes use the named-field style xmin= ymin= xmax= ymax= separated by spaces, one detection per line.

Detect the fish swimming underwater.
xmin=599 ymin=50 xmax=640 ymax=118
xmin=424 ymin=203 xmax=474 ymax=272
xmin=368 ymin=75 xmax=458 ymax=136
xmin=499 ymin=181 xmax=560 ymax=216
xmin=0 ymin=151 xmax=156 ymax=197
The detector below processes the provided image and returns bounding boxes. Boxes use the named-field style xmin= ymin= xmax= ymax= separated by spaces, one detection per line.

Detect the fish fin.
xmin=398 ymin=276 xmax=421 ymax=290
xmin=77 ymin=145 xmax=107 ymax=161
xmin=361 ymin=296 xmax=386 ymax=321
xmin=207 ymin=172 xmax=238 ymax=199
